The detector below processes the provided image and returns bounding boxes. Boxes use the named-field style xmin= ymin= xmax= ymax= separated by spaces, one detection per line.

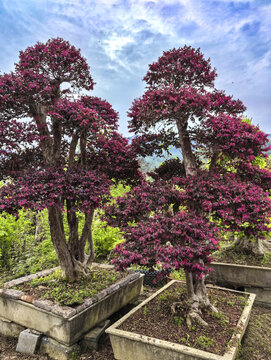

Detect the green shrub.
xmin=0 ymin=209 xmax=35 ymax=269
xmin=0 ymin=181 xmax=129 ymax=280
xmin=93 ymin=218 xmax=124 ymax=258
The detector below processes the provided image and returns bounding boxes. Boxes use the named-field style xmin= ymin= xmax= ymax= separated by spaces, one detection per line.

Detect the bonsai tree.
xmin=104 ymin=46 xmax=271 ymax=327
xmin=0 ymin=38 xmax=140 ymax=282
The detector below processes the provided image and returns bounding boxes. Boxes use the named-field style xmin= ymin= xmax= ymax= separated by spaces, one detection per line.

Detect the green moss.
xmin=15 ymin=267 xmax=124 ymax=306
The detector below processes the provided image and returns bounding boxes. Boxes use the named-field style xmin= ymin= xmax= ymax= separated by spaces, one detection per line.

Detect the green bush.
xmin=0 ymin=182 xmax=130 ymax=282
xmin=0 ymin=210 xmax=58 ymax=282
xmin=0 ymin=209 xmax=35 ymax=269
xmin=93 ymin=218 xmax=124 ymax=258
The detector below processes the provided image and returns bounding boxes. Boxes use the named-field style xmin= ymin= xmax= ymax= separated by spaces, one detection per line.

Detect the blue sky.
xmin=0 ymin=0 xmax=270 ymax=136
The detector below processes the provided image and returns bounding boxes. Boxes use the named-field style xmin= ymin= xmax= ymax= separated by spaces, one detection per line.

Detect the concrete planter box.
xmin=0 ymin=265 xmax=144 ymax=346
xmin=207 ymin=262 xmax=271 ymax=306
xmin=106 ymin=280 xmax=255 ymax=360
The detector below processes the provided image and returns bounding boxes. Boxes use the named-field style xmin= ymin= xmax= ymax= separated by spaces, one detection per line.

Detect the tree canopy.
xmin=0 ymin=38 xmax=140 ymax=281
xmin=104 ymin=46 xmax=271 ymax=327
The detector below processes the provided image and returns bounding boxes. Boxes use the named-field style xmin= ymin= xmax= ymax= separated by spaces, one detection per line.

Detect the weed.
xmin=212 ymin=311 xmax=229 ymax=326
xmin=239 ymin=296 xmax=249 ymax=307
xmin=195 ymin=335 xmax=214 ymax=350
xmin=227 ymin=300 xmax=235 ymax=307
xmin=180 ymin=334 xmax=190 ymax=346
xmin=173 ymin=316 xmax=184 ymax=326
xmin=143 ymin=306 xmax=148 ymax=316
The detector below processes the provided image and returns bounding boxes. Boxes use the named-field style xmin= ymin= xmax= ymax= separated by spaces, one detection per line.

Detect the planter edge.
xmin=106 ymin=280 xmax=256 ymax=360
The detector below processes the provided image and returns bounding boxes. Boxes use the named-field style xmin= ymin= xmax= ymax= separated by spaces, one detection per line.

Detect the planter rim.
xmin=0 ymin=265 xmax=143 ymax=319
xmin=212 ymin=261 xmax=271 ymax=271
xmin=106 ymin=280 xmax=256 ymax=360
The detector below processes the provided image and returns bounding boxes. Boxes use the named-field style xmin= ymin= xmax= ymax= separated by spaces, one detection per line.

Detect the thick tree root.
xmin=171 ymin=298 xmax=218 ymax=330
xmin=186 ymin=310 xmax=208 ymax=328
xmin=225 ymin=236 xmax=271 ymax=257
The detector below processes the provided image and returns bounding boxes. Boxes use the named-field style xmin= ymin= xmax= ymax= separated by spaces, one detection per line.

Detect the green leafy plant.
xmin=173 ymin=316 xmax=185 ymax=326
xmin=93 ymin=219 xmax=124 ymax=258
xmin=0 ymin=209 xmax=35 ymax=270
xmin=195 ymin=335 xmax=214 ymax=349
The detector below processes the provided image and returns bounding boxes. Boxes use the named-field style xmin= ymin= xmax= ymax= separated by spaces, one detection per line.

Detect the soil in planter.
xmin=213 ymin=246 xmax=271 ymax=268
xmin=12 ymin=266 xmax=127 ymax=307
xmin=120 ymin=282 xmax=248 ymax=356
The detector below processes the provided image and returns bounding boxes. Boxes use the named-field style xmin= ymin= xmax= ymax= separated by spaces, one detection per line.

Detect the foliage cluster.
xmin=0 ymin=38 xmax=139 ymax=281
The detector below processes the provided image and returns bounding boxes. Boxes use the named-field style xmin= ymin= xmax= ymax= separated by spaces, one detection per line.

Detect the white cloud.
xmin=0 ymin=0 xmax=270 ymax=134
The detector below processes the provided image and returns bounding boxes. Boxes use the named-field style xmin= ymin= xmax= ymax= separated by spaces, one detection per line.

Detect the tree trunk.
xmin=34 ymin=212 xmax=44 ymax=243
xmin=176 ymin=119 xmax=196 ymax=176
xmin=47 ymin=206 xmax=77 ymax=281
xmin=175 ymin=118 xmax=217 ymax=326
xmin=66 ymin=207 xmax=95 ymax=276
xmin=232 ymin=235 xmax=271 ymax=256
xmin=79 ymin=210 xmax=95 ymax=264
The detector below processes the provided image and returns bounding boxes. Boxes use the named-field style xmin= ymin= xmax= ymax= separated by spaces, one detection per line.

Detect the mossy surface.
xmin=213 ymin=246 xmax=271 ymax=267
xmin=237 ymin=305 xmax=271 ymax=360
xmin=13 ymin=267 xmax=126 ymax=306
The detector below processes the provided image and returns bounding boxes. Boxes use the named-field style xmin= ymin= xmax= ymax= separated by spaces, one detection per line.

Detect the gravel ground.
xmin=1 ymin=289 xmax=271 ymax=360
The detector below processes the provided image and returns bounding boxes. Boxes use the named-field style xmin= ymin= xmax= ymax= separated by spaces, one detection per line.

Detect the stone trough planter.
xmin=207 ymin=262 xmax=271 ymax=306
xmin=0 ymin=264 xmax=144 ymax=358
xmin=106 ymin=280 xmax=255 ymax=360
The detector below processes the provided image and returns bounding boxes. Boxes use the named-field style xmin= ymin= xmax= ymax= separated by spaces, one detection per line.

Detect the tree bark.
xmin=175 ymin=117 xmax=218 ymax=326
xmin=34 ymin=212 xmax=44 ymax=243
xmin=232 ymin=235 xmax=271 ymax=256
xmin=79 ymin=210 xmax=95 ymax=263
xmin=48 ymin=206 xmax=77 ymax=282
xmin=176 ymin=118 xmax=196 ymax=176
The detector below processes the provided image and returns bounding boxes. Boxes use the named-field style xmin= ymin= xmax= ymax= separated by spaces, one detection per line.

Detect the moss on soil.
xmin=13 ymin=267 xmax=126 ymax=306
xmin=237 ymin=305 xmax=271 ymax=360
xmin=0 ymin=288 xmax=271 ymax=359
xmin=120 ymin=282 xmax=247 ymax=355
xmin=213 ymin=246 xmax=271 ymax=267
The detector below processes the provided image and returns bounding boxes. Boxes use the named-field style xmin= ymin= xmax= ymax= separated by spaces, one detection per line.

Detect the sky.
xmin=0 ymin=0 xmax=270 ymax=136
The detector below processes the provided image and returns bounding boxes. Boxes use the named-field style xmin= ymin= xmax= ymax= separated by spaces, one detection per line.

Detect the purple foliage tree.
xmin=0 ymin=38 xmax=140 ymax=281
xmin=104 ymin=46 xmax=271 ymax=326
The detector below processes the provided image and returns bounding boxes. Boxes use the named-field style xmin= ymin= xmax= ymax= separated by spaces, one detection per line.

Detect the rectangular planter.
xmin=207 ymin=262 xmax=271 ymax=306
xmin=106 ymin=280 xmax=255 ymax=360
xmin=0 ymin=265 xmax=144 ymax=346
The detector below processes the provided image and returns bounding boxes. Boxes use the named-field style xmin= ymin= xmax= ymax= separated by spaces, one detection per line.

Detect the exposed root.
xmin=231 ymin=236 xmax=271 ymax=257
xmin=206 ymin=302 xmax=218 ymax=313
xmin=171 ymin=302 xmax=180 ymax=314
xmin=171 ymin=297 xmax=215 ymax=330
xmin=262 ymin=238 xmax=271 ymax=253
xmin=72 ymin=255 xmax=92 ymax=277
xmin=186 ymin=310 xmax=208 ymax=329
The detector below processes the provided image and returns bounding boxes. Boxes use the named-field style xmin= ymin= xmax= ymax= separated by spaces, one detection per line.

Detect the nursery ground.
xmin=0 ymin=287 xmax=271 ymax=360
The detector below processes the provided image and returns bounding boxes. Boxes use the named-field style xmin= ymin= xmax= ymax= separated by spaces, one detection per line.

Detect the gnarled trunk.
xmin=48 ymin=206 xmax=76 ymax=281
xmin=179 ymin=271 xmax=218 ymax=329
xmin=48 ymin=206 xmax=95 ymax=282
xmin=175 ymin=118 xmax=218 ymax=325
xmin=232 ymin=235 xmax=271 ymax=256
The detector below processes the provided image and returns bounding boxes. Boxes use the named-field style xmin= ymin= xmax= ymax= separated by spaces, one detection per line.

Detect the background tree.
xmin=104 ymin=46 xmax=271 ymax=327
xmin=0 ymin=38 xmax=140 ymax=282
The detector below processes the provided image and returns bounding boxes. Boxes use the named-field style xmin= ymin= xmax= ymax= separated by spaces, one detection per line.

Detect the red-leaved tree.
xmin=0 ymin=38 xmax=140 ymax=281
xmin=104 ymin=46 xmax=271 ymax=327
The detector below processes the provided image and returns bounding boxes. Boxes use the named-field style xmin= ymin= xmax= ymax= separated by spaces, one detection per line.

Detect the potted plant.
xmin=0 ymin=38 xmax=143 ymax=355
xmin=103 ymin=45 xmax=270 ymax=358
xmin=106 ymin=280 xmax=255 ymax=360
